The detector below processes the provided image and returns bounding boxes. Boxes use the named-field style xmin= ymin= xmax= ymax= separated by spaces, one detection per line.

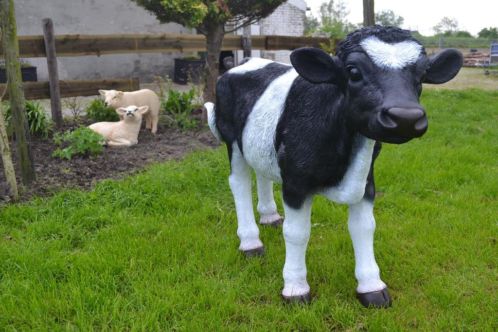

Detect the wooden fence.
xmin=1 ymin=26 xmax=332 ymax=126
xmin=0 ymin=33 xmax=332 ymax=102
xmin=0 ymin=78 xmax=139 ymax=100
xmin=0 ymin=34 xmax=331 ymax=58
xmin=0 ymin=33 xmax=331 ymax=101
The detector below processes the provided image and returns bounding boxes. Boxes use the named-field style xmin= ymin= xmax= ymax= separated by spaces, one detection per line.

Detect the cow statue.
xmin=205 ymin=26 xmax=463 ymax=308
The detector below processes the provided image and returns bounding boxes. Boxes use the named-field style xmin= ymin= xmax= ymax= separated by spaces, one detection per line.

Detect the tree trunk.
xmin=203 ymin=22 xmax=225 ymax=113
xmin=363 ymin=0 xmax=375 ymax=27
xmin=0 ymin=99 xmax=18 ymax=200
xmin=0 ymin=0 xmax=36 ymax=185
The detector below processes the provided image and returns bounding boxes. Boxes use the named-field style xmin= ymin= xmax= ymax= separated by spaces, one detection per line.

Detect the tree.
xmin=304 ymin=13 xmax=320 ymax=36
xmin=478 ymin=27 xmax=498 ymax=39
xmin=433 ymin=17 xmax=459 ymax=35
xmin=132 ymin=0 xmax=286 ymax=103
xmin=0 ymin=87 xmax=19 ymax=200
xmin=452 ymin=30 xmax=473 ymax=38
xmin=0 ymin=0 xmax=36 ymax=185
xmin=317 ymin=0 xmax=356 ymax=39
xmin=363 ymin=0 xmax=375 ymax=27
xmin=375 ymin=9 xmax=404 ymax=27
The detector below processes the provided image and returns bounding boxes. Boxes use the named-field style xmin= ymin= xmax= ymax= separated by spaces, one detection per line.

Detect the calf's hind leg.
xmin=256 ymin=174 xmax=283 ymax=226
xmin=229 ymin=145 xmax=264 ymax=256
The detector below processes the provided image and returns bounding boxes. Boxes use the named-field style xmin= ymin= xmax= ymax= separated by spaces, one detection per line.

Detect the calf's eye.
xmin=347 ymin=66 xmax=362 ymax=82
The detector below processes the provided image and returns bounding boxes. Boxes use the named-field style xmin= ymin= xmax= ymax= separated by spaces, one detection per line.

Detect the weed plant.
xmin=86 ymin=99 xmax=119 ymax=122
xmin=52 ymin=126 xmax=105 ymax=160
xmin=2 ymin=100 xmax=52 ymax=138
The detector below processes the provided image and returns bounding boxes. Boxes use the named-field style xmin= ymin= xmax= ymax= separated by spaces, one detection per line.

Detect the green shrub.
xmin=3 ymin=100 xmax=52 ymax=138
xmin=85 ymin=99 xmax=119 ymax=122
xmin=52 ymin=126 xmax=105 ymax=160
xmin=162 ymin=87 xmax=200 ymax=130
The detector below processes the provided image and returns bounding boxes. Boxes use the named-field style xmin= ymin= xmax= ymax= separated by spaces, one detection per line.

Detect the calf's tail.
xmin=204 ymin=102 xmax=221 ymax=141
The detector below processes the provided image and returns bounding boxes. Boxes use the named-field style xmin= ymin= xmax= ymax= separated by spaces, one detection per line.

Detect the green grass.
xmin=1 ymin=90 xmax=497 ymax=330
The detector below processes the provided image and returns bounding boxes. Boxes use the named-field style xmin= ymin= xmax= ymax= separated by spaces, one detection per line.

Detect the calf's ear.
xmin=290 ymin=47 xmax=344 ymax=84
xmin=116 ymin=107 xmax=127 ymax=115
xmin=424 ymin=49 xmax=463 ymax=84
xmin=138 ymin=106 xmax=149 ymax=115
xmin=99 ymin=89 xmax=107 ymax=97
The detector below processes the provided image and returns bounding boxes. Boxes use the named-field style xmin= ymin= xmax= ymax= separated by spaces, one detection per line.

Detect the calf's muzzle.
xmin=377 ymin=107 xmax=427 ymax=138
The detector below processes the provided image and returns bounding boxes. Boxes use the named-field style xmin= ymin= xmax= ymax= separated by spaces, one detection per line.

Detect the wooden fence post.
xmin=42 ymin=18 xmax=63 ymax=128
xmin=242 ymin=26 xmax=252 ymax=58
xmin=0 ymin=0 xmax=36 ymax=185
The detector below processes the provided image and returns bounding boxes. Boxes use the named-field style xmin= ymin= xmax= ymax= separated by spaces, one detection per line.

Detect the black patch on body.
xmin=215 ymin=62 xmax=291 ymax=155
xmin=364 ymin=141 xmax=382 ymax=202
xmin=275 ymin=77 xmax=358 ymax=208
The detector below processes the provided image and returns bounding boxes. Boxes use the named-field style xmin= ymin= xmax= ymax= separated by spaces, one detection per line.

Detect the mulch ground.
xmin=0 ymin=120 xmax=220 ymax=205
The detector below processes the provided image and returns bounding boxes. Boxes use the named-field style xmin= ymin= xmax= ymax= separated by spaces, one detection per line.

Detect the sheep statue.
xmin=88 ymin=105 xmax=149 ymax=147
xmin=99 ymin=89 xmax=160 ymax=134
xmin=206 ymin=26 xmax=463 ymax=308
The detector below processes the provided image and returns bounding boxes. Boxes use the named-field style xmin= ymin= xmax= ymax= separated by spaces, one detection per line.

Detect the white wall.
xmin=14 ymin=0 xmax=193 ymax=82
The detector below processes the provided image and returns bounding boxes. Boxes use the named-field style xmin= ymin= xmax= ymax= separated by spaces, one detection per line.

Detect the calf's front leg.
xmin=348 ymin=199 xmax=391 ymax=308
xmin=282 ymin=198 xmax=312 ymax=302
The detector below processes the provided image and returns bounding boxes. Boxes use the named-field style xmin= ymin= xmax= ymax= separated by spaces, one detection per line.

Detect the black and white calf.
xmin=205 ymin=26 xmax=463 ymax=308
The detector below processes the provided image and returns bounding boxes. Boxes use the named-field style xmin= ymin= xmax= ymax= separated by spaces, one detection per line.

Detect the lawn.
xmin=0 ymin=89 xmax=497 ymax=330
xmin=424 ymin=67 xmax=498 ymax=91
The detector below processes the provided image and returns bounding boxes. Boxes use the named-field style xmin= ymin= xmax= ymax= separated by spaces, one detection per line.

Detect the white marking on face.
xmin=321 ymin=137 xmax=375 ymax=204
xmin=242 ymin=68 xmax=298 ymax=182
xmin=228 ymin=57 xmax=274 ymax=74
xmin=360 ymin=36 xmax=422 ymax=69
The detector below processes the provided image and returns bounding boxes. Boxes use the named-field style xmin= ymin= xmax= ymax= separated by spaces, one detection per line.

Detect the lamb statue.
xmin=99 ymin=89 xmax=160 ymax=134
xmin=88 ymin=105 xmax=149 ymax=147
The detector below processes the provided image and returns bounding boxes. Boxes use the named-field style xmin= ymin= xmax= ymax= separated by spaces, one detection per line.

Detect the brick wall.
xmin=260 ymin=1 xmax=306 ymax=63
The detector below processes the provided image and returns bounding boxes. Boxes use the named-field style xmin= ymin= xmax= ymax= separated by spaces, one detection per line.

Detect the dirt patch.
xmin=0 ymin=120 xmax=220 ymax=204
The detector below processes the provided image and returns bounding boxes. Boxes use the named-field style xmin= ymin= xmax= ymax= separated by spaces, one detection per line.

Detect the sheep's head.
xmin=99 ymin=89 xmax=124 ymax=108
xmin=116 ymin=105 xmax=149 ymax=123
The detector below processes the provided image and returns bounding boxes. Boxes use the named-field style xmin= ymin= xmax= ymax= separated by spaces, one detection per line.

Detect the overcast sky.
xmin=305 ymin=0 xmax=498 ymax=36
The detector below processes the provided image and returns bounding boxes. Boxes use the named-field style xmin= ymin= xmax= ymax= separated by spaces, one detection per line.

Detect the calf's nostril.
xmin=377 ymin=110 xmax=397 ymax=129
xmin=414 ymin=117 xmax=428 ymax=132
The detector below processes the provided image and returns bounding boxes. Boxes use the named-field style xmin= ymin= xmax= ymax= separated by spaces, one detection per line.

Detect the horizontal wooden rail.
xmin=0 ymin=78 xmax=139 ymax=100
xmin=0 ymin=34 xmax=331 ymax=58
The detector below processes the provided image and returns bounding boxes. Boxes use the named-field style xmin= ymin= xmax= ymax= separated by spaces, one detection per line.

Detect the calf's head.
xmin=291 ymin=26 xmax=463 ymax=144
xmin=116 ymin=105 xmax=149 ymax=123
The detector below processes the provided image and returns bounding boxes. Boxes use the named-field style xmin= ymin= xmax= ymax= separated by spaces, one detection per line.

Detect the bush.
xmin=86 ymin=99 xmax=119 ymax=122
xmin=162 ymin=87 xmax=200 ymax=130
xmin=3 ymin=100 xmax=52 ymax=138
xmin=52 ymin=126 xmax=105 ymax=160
